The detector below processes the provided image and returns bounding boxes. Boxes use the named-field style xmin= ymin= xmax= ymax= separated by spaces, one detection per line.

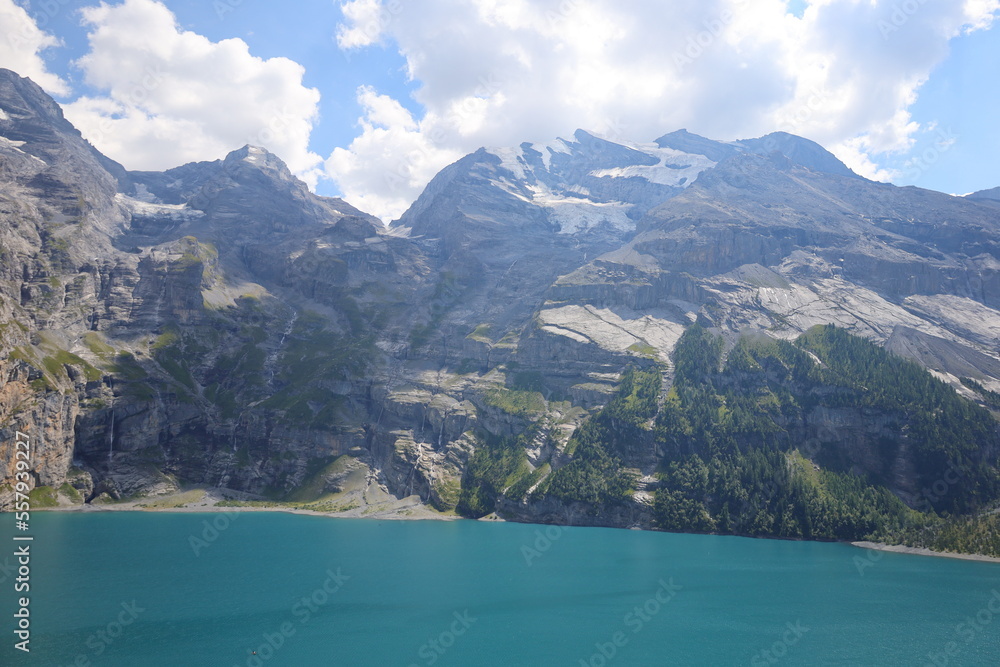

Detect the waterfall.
xmin=108 ymin=408 xmax=114 ymax=464
xmin=266 ymin=311 xmax=298 ymax=383
xmin=107 ymin=377 xmax=115 ymax=466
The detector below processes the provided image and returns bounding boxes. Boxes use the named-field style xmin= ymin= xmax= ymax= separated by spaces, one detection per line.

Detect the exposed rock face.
xmin=2 ymin=67 xmax=999 ymax=526
xmin=969 ymin=187 xmax=1000 ymax=202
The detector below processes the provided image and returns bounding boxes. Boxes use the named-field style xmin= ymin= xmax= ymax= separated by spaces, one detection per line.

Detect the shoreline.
xmin=851 ymin=541 xmax=1000 ymax=564
xmin=37 ymin=502 xmax=462 ymax=522
xmin=27 ymin=485 xmax=461 ymax=523
xmin=12 ymin=492 xmax=1000 ymax=563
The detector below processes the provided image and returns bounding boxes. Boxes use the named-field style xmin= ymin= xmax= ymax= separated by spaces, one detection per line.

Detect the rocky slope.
xmin=2 ymin=68 xmax=999 ymax=538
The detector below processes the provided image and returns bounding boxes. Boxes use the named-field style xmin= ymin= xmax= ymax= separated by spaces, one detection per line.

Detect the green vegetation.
xmin=10 ymin=341 xmax=103 ymax=389
xmin=647 ymin=324 xmax=1000 ymax=544
xmin=457 ymin=436 xmax=530 ymax=518
xmin=505 ymin=463 xmax=549 ymax=501
xmin=84 ymin=332 xmax=115 ymax=359
xmin=466 ymin=323 xmax=493 ymax=343
xmin=628 ymin=342 xmax=658 ymax=358
xmin=40 ymin=230 xmax=73 ymax=272
xmin=136 ymin=489 xmax=206 ymax=509
xmin=536 ymin=369 xmax=657 ymax=509
xmin=432 ymin=478 xmax=461 ymax=512
xmin=544 ymin=432 xmax=634 ymax=508
xmin=284 ymin=456 xmax=355 ymax=503
xmin=152 ymin=342 xmax=196 ymax=389
xmin=217 ymin=499 xmax=286 ymax=508
xmin=28 ymin=486 xmax=59 ymax=508
xmin=654 ymin=449 xmax=918 ymax=540
xmin=107 ymin=352 xmax=147 ymax=380
xmin=45 ymin=349 xmax=102 ymax=382
xmin=796 ymin=326 xmax=999 ymax=513
xmin=494 ymin=323 xmax=998 ymax=552
xmin=251 ymin=311 xmax=373 ymax=427
xmin=58 ymin=483 xmax=83 ymax=504
xmin=511 ymin=371 xmax=547 ymax=393
xmin=483 ymin=387 xmax=546 ymax=417
xmin=899 ymin=513 xmax=1000 ymax=557
xmin=961 ymin=377 xmax=1000 ymax=410
xmin=172 ymin=236 xmax=217 ymax=273
xmin=299 ymin=500 xmax=360 ymax=513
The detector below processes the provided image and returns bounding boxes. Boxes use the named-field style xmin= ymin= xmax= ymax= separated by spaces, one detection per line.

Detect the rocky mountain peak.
xmin=0 ymin=68 xmax=72 ymax=132
xmin=223 ymin=144 xmax=295 ymax=180
xmin=0 ymin=68 xmax=127 ymax=224
xmin=736 ymin=131 xmax=859 ymax=179
xmin=396 ymin=128 xmax=719 ymax=240
xmin=654 ymin=128 xmax=740 ymax=163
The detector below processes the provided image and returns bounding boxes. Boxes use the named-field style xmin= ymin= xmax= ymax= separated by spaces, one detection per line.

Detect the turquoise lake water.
xmin=2 ymin=512 xmax=999 ymax=666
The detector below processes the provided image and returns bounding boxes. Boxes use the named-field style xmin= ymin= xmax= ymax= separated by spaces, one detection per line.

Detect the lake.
xmin=2 ymin=511 xmax=999 ymax=666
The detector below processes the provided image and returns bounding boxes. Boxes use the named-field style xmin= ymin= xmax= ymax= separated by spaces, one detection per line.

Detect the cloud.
xmin=328 ymin=0 xmax=999 ymax=219
xmin=61 ymin=0 xmax=322 ymax=185
xmin=0 ymin=0 xmax=69 ymax=95
xmin=336 ymin=0 xmax=393 ymax=49
xmin=326 ymin=86 xmax=463 ymax=220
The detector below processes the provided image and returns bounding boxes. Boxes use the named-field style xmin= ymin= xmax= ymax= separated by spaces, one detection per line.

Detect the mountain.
xmin=2 ymin=68 xmax=1000 ymax=553
xmin=969 ymin=186 xmax=1000 ymax=202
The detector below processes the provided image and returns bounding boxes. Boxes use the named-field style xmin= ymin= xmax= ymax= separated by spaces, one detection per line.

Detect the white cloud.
xmin=62 ymin=0 xmax=322 ymax=185
xmin=326 ymin=86 xmax=463 ymax=220
xmin=0 ymin=0 xmax=69 ymax=95
xmin=336 ymin=0 xmax=393 ymax=49
xmin=328 ymin=0 xmax=999 ymax=219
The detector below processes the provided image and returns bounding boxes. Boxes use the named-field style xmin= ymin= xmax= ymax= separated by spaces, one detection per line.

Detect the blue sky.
xmin=2 ymin=0 xmax=998 ymax=219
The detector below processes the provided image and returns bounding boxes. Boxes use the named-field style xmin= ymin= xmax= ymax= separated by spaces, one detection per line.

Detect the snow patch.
xmin=131 ymin=183 xmax=160 ymax=203
xmin=487 ymin=146 xmax=527 ymax=179
xmin=115 ymin=194 xmax=204 ymax=221
xmin=244 ymin=146 xmax=266 ymax=164
xmin=0 ymin=135 xmax=27 ymax=149
xmin=0 ymin=134 xmax=45 ymax=165
xmin=537 ymin=193 xmax=634 ymax=235
xmin=484 ymin=134 xmax=716 ymax=234
xmin=590 ymin=142 xmax=715 ymax=187
xmin=383 ymin=224 xmax=412 ymax=238
xmin=530 ymin=138 xmax=572 ymax=170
